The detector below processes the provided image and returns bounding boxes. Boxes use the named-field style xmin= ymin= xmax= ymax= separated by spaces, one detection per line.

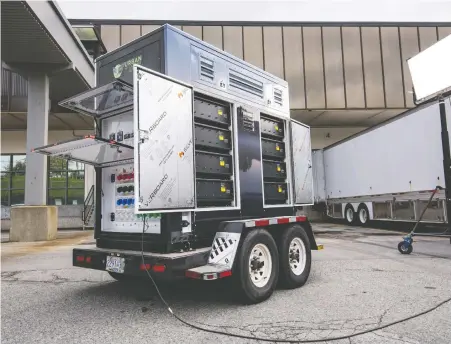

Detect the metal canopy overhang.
xmin=1 ymin=1 xmax=94 ymax=94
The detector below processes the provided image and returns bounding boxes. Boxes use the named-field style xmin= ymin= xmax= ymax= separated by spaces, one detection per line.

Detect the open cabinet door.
xmin=133 ymin=65 xmax=196 ymax=213
xmin=33 ymin=136 xmax=134 ymax=167
xmin=290 ymin=120 xmax=314 ymax=205
xmin=58 ymin=80 xmax=133 ymax=119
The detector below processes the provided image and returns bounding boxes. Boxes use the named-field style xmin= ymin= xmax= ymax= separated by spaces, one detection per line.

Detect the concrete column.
xmin=25 ymin=73 xmax=49 ymax=205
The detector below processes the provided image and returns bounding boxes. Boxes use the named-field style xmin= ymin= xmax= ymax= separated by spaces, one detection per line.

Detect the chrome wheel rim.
xmin=249 ymin=243 xmax=272 ymax=288
xmin=289 ymin=237 xmax=306 ymax=276
xmin=346 ymin=208 xmax=354 ymax=223
xmin=359 ymin=208 xmax=368 ymax=224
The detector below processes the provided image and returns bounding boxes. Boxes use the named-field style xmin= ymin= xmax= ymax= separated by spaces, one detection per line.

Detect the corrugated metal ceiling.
xmin=1 ymin=1 xmax=68 ymax=64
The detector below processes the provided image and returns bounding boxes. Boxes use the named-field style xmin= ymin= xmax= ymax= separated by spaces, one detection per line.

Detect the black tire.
xmin=357 ymin=203 xmax=370 ymax=226
xmin=234 ymin=229 xmax=279 ymax=304
xmin=398 ymin=241 xmax=413 ymax=254
xmin=278 ymin=225 xmax=312 ymax=289
xmin=344 ymin=203 xmax=356 ymax=225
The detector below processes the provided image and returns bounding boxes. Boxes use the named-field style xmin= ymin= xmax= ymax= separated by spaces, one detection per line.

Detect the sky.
xmin=57 ymin=0 xmax=451 ymax=23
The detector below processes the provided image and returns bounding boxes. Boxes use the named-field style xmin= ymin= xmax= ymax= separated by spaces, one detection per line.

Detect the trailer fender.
xmin=301 ymin=220 xmax=321 ymax=250
xmin=186 ymin=216 xmax=322 ymax=281
xmin=185 ymin=223 xmax=244 ymax=280
xmin=208 ymin=227 xmax=242 ymax=270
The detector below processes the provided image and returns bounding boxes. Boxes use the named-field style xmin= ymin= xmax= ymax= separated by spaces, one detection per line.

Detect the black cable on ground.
xmin=141 ymin=215 xmax=451 ymax=343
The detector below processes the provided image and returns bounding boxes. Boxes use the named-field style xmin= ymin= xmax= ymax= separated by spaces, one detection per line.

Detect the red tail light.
xmin=185 ymin=271 xmax=201 ymax=279
xmin=76 ymin=255 xmax=84 ymax=262
xmin=140 ymin=263 xmax=151 ymax=271
xmin=219 ymin=270 xmax=232 ymax=278
xmin=152 ymin=265 xmax=166 ymax=273
xmin=85 ymin=256 xmax=92 ymax=263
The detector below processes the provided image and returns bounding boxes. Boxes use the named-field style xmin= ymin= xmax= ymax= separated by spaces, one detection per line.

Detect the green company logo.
xmin=113 ymin=55 xmax=142 ymax=79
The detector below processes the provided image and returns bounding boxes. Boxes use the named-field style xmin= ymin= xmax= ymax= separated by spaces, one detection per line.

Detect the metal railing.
xmin=82 ymin=185 xmax=95 ymax=229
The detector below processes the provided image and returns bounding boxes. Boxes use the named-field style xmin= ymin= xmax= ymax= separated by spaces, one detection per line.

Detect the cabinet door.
xmin=59 ymin=81 xmax=133 ymax=119
xmin=133 ymin=65 xmax=195 ymax=213
xmin=290 ymin=120 xmax=314 ymax=205
xmin=33 ymin=136 xmax=134 ymax=167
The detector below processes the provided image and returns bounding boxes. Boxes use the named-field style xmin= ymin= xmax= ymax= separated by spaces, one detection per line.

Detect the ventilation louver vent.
xmin=199 ymin=55 xmax=215 ymax=81
xmin=229 ymin=70 xmax=264 ymax=98
xmin=273 ymin=88 xmax=283 ymax=106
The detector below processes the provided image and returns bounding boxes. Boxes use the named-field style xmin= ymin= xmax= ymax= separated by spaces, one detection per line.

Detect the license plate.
xmin=106 ymin=255 xmax=125 ymax=274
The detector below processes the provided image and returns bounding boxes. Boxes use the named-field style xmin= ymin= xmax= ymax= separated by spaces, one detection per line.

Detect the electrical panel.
xmin=194 ymin=95 xmax=236 ymax=208
xmin=102 ymin=112 xmax=135 ymax=147
xmin=260 ymin=114 xmax=290 ymax=205
xmin=101 ymin=163 xmax=161 ymax=233
xmin=99 ymin=112 xmax=159 ymax=233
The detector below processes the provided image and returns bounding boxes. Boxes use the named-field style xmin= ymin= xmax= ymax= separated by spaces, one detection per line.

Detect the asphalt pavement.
xmin=2 ymin=223 xmax=451 ymax=344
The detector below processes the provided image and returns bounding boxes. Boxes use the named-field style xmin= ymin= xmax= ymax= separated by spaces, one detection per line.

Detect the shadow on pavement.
xmin=74 ymin=277 xmax=238 ymax=307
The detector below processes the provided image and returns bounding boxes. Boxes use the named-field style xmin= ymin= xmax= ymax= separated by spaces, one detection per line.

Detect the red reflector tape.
xmin=76 ymin=255 xmax=84 ymax=262
xmin=255 ymin=219 xmax=270 ymax=227
xmin=277 ymin=217 xmax=290 ymax=224
xmin=152 ymin=265 xmax=166 ymax=273
xmin=219 ymin=270 xmax=232 ymax=278
xmin=296 ymin=216 xmax=307 ymax=222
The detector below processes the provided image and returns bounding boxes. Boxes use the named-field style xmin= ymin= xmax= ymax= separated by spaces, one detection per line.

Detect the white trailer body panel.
xmin=312 ymin=150 xmax=326 ymax=203
xmin=323 ymin=98 xmax=451 ymax=199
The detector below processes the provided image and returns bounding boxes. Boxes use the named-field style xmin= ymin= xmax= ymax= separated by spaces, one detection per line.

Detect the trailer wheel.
xmin=357 ymin=203 xmax=370 ymax=226
xmin=344 ymin=204 xmax=356 ymax=225
xmin=278 ymin=225 xmax=311 ymax=289
xmin=235 ymin=229 xmax=279 ymax=304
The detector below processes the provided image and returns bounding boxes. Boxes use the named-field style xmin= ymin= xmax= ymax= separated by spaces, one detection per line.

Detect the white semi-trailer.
xmin=313 ymin=98 xmax=451 ymax=226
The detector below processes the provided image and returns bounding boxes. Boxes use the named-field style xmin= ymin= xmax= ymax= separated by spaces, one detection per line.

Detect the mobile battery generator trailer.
xmin=33 ymin=25 xmax=321 ymax=304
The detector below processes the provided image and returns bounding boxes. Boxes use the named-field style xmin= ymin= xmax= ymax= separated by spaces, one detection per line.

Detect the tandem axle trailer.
xmin=33 ymin=25 xmax=321 ymax=304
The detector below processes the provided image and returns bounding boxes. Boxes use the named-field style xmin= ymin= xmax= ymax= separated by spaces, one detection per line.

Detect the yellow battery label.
xmin=220 ymin=160 xmax=225 ymax=166
xmin=276 ymin=145 xmax=280 ymax=151
xmin=278 ymin=186 xmax=283 ymax=193
xmin=275 ymin=125 xmax=279 ymax=131
xmin=218 ymin=109 xmax=223 ymax=115
xmin=277 ymin=165 xmax=281 ymax=172
xmin=221 ymin=186 xmax=226 ymax=192
xmin=219 ymin=135 xmax=224 ymax=141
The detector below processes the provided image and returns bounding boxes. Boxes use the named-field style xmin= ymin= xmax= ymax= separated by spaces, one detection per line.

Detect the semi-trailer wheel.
xmin=278 ymin=225 xmax=312 ymax=289
xmin=357 ymin=203 xmax=370 ymax=226
xmin=235 ymin=229 xmax=279 ymax=304
xmin=344 ymin=204 xmax=356 ymax=225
